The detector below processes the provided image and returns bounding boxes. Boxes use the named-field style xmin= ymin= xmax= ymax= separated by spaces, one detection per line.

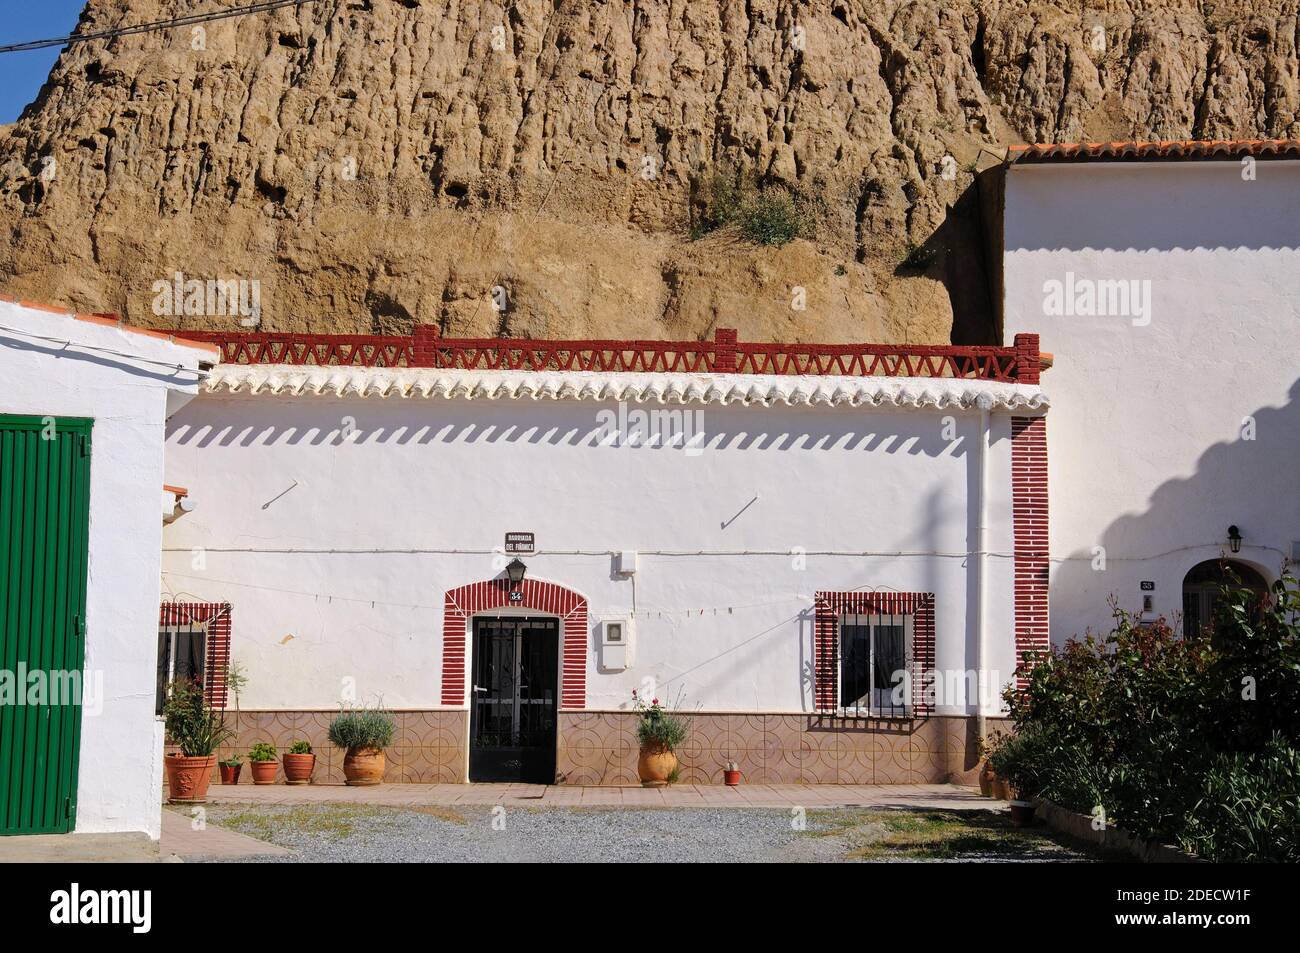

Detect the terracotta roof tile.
xmin=0 ymin=292 xmax=221 ymax=359
xmin=1006 ymin=139 xmax=1300 ymax=164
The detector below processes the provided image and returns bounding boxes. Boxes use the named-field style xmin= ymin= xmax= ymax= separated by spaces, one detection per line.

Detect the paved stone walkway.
xmin=160 ymin=807 xmax=292 ymax=861
xmin=194 ymin=782 xmax=995 ymax=810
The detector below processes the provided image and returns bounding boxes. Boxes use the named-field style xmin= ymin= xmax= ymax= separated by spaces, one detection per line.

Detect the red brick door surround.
xmin=441 ymin=577 xmax=589 ymax=708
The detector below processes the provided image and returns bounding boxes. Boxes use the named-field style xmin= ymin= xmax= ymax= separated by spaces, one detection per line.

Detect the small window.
xmin=839 ymin=612 xmax=912 ymax=716
xmin=156 ymin=620 xmax=207 ymax=715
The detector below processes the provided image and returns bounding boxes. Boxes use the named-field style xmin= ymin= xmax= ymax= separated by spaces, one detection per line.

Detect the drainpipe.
xmin=974 ymin=404 xmax=991 ymax=744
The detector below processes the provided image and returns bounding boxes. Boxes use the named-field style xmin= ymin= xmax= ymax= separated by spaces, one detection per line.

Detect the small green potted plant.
xmin=248 ymin=742 xmax=279 ymax=784
xmin=328 ymin=707 xmax=396 ymax=785
xmin=218 ymin=753 xmax=243 ymax=785
xmin=631 ymin=689 xmax=688 ymax=787
xmin=163 ymin=678 xmax=233 ymax=803
xmin=282 ymin=739 xmax=315 ymax=785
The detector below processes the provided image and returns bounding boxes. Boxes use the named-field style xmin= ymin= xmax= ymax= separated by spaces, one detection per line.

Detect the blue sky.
xmin=0 ymin=3 xmax=87 ymax=123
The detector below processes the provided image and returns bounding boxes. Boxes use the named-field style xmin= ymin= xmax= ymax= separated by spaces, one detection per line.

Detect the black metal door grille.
xmin=469 ymin=616 xmax=559 ymax=783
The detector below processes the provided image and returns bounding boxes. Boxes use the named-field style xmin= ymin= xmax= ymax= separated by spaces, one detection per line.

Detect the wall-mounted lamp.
xmin=1227 ymin=525 xmax=1243 ymax=554
xmin=506 ymin=558 xmax=528 ymax=590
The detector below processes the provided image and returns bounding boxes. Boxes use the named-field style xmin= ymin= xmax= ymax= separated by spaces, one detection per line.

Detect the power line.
xmin=0 ymin=0 xmax=321 ymax=55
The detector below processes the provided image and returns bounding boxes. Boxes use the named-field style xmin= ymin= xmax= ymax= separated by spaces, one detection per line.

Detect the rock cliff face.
xmin=0 ymin=0 xmax=1295 ymax=343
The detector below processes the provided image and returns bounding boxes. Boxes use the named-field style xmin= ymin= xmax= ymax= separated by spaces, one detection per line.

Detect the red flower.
xmin=652 ymin=698 xmax=659 ymax=705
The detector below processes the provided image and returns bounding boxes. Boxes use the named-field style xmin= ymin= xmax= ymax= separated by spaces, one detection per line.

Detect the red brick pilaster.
xmin=1011 ymin=416 xmax=1049 ymax=687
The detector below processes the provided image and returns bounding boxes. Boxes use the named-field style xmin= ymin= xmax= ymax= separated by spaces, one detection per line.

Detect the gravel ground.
xmin=203 ymin=804 xmax=1109 ymax=863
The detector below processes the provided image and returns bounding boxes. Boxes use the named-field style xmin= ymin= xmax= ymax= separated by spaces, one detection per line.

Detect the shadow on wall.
xmin=1053 ymin=374 xmax=1300 ymax=639
xmin=167 ymin=399 xmax=978 ymax=460
xmin=895 ymin=179 xmax=999 ymax=347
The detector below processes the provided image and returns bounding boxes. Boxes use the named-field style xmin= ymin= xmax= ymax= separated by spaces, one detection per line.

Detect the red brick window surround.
xmin=1012 ymin=416 xmax=1049 ymax=688
xmin=814 ymin=591 xmax=935 ymax=716
xmin=158 ymin=602 xmax=232 ymax=709
xmin=441 ymin=578 xmax=588 ymax=709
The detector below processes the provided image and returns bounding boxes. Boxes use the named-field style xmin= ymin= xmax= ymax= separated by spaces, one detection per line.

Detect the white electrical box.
xmin=615 ymin=550 xmax=638 ymax=575
xmin=599 ymin=617 xmax=634 ymax=670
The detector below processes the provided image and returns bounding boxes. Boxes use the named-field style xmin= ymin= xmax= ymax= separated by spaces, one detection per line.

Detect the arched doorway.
xmin=1181 ymin=560 xmax=1268 ymax=638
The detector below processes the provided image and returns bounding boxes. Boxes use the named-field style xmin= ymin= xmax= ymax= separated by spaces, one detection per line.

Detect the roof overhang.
xmin=203 ymin=365 xmax=1050 ymax=413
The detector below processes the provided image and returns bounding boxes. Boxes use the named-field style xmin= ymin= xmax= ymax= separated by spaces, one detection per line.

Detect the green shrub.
xmin=693 ymin=167 xmax=809 ymax=246
xmin=328 ymin=708 xmax=396 ymax=750
xmin=1181 ymin=735 xmax=1300 ymax=862
xmin=632 ymin=691 xmax=689 ymax=751
xmin=163 ymin=678 xmax=233 ymax=757
xmin=248 ymin=742 xmax=277 ymax=762
xmin=287 ymin=740 xmax=313 ymax=755
xmin=1002 ymin=569 xmax=1300 ymax=861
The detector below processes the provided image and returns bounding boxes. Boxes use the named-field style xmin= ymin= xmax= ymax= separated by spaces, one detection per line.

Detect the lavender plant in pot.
xmin=329 ymin=707 xmax=396 ymax=785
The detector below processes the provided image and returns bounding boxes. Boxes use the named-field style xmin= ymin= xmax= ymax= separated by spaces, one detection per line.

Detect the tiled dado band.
xmin=196 ymin=711 xmax=1007 ymax=785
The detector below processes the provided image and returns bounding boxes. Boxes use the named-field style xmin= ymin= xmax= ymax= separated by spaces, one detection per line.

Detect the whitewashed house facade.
xmin=0 ymin=297 xmax=215 ymax=837
xmin=159 ymin=331 xmax=1049 ymax=784
xmin=998 ymin=139 xmax=1300 ymax=644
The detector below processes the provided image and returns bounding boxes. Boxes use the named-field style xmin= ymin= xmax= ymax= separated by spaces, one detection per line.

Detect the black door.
xmin=469 ymin=616 xmax=559 ymax=783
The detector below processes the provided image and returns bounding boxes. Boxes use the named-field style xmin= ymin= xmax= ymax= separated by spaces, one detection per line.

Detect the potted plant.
xmin=248 ymin=742 xmax=278 ymax=784
xmin=162 ymin=678 xmax=233 ymax=804
xmin=328 ymin=707 xmax=396 ymax=785
xmin=978 ymin=733 xmax=1014 ymax=800
xmin=723 ymin=758 xmax=741 ymax=786
xmin=986 ymin=730 xmax=1041 ymax=827
xmin=632 ymin=690 xmax=688 ymax=788
xmin=218 ymin=754 xmax=243 ymax=785
xmin=282 ymin=740 xmax=315 ymax=785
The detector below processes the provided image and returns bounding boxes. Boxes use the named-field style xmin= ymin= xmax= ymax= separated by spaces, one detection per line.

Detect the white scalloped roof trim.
xmin=205 ymin=366 xmax=1050 ymax=412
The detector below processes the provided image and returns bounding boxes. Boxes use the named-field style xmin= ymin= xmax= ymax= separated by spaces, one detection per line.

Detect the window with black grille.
xmin=839 ymin=612 xmax=911 ymax=716
xmin=156 ymin=621 xmax=206 ymax=715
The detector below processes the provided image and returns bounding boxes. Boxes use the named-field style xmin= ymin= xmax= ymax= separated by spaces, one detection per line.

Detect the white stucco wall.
xmin=1003 ymin=160 xmax=1300 ymax=642
xmin=162 ymin=386 xmax=1028 ymax=716
xmin=0 ymin=301 xmax=206 ymax=838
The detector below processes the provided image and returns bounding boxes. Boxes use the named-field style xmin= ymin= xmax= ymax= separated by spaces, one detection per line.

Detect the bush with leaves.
xmin=693 ymin=167 xmax=810 ymax=246
xmin=248 ymin=742 xmax=277 ymax=762
xmin=163 ymin=678 xmax=233 ymax=757
xmin=1001 ymin=568 xmax=1300 ymax=861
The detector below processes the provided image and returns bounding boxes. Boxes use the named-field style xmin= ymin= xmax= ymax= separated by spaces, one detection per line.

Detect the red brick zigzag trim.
xmin=159 ymin=602 xmax=232 ymax=709
xmin=813 ymin=591 xmax=935 ymax=715
xmin=1012 ymin=417 xmax=1050 ymax=687
xmin=440 ymin=579 xmax=588 ymax=709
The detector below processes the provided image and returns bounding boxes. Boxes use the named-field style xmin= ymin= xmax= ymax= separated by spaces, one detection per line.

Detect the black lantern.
xmin=506 ymin=558 xmax=528 ymax=590
xmin=1228 ymin=525 xmax=1243 ymax=554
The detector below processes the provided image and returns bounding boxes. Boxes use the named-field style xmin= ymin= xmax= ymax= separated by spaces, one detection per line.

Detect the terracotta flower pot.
xmin=166 ymin=754 xmax=217 ymax=804
xmin=1009 ymin=799 xmax=1037 ymax=828
xmin=343 ymin=747 xmax=386 ymax=786
xmin=723 ymin=769 xmax=741 ymax=786
xmin=219 ymin=763 xmax=242 ymax=785
xmin=282 ymin=752 xmax=316 ymax=785
xmin=249 ymin=760 xmax=278 ymax=784
xmin=637 ymin=745 xmax=677 ymax=787
xmin=978 ymin=761 xmax=996 ymax=797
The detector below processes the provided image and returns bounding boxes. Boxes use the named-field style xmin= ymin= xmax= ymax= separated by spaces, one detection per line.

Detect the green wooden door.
xmin=0 ymin=415 xmax=92 ymax=834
